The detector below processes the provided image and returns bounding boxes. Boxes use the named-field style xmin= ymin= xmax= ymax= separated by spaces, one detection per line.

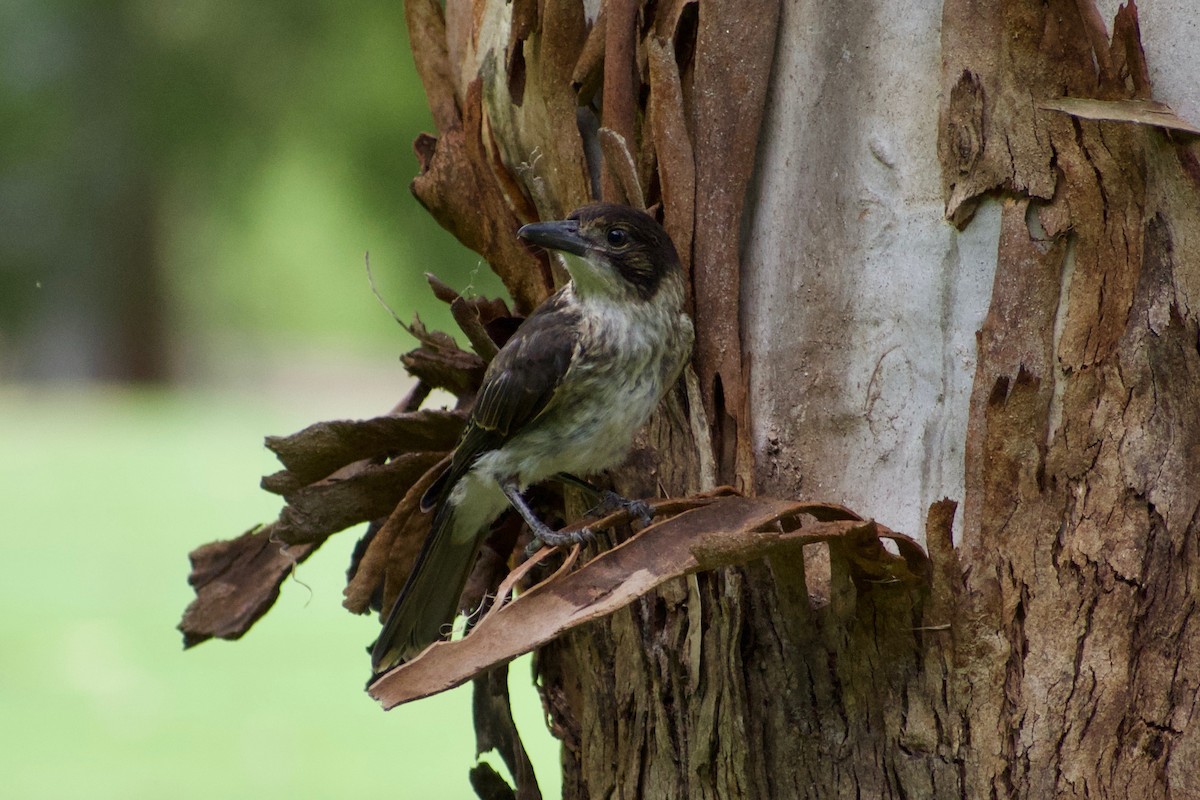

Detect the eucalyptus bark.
xmin=400 ymin=1 xmax=1200 ymax=797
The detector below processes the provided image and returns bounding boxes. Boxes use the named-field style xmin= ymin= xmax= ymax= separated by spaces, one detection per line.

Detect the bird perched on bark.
xmin=370 ymin=203 xmax=693 ymax=673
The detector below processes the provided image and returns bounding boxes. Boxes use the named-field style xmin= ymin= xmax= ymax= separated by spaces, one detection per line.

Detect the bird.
xmin=370 ymin=203 xmax=693 ymax=673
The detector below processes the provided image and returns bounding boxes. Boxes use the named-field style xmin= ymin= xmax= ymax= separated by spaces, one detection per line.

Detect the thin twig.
xmin=364 ymin=252 xmax=409 ymax=329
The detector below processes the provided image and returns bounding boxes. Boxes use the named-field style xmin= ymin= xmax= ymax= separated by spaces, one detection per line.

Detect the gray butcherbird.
xmin=370 ymin=203 xmax=693 ymax=672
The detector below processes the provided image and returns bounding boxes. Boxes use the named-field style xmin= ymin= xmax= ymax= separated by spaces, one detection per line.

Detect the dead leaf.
xmin=368 ymin=493 xmax=926 ymax=708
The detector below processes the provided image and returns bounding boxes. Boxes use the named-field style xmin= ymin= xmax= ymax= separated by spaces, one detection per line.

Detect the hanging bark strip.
xmin=647 ymin=37 xmax=696 ymax=283
xmin=179 ymin=282 xmax=517 ymax=646
xmin=689 ymin=0 xmax=781 ymax=487
xmin=179 ymin=525 xmax=313 ymax=648
xmin=599 ymin=0 xmax=638 ymax=203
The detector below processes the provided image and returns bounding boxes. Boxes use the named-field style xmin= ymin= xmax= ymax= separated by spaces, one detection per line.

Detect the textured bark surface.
xmin=944 ymin=2 xmax=1200 ymax=796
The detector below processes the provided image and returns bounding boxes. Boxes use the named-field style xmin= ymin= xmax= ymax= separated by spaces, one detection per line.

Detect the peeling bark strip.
xmin=264 ymin=410 xmax=464 ymax=484
xmin=179 ymin=283 xmax=513 ymax=645
xmin=690 ymin=0 xmax=780 ymax=488
xmin=410 ymin=80 xmax=554 ymax=314
xmin=369 ymin=494 xmax=926 ymax=708
xmin=599 ymin=0 xmax=638 ymax=203
xmin=178 ymin=525 xmax=313 ymax=647
xmin=944 ymin=1 xmax=1200 ymax=797
xmin=473 ymin=665 xmax=543 ymax=800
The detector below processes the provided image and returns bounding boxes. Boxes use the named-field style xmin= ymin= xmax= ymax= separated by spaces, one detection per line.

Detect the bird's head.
xmin=518 ymin=204 xmax=682 ymax=302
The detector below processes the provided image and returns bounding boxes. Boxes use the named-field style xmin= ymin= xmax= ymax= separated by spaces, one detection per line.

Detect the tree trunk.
xmin=403 ymin=0 xmax=1200 ymax=797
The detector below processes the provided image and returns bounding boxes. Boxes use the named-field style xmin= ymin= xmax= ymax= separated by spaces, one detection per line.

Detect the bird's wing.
xmin=438 ymin=289 xmax=582 ymax=495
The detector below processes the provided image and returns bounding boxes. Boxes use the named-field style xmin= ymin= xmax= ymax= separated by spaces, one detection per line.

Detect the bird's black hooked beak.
xmin=517 ymin=219 xmax=589 ymax=257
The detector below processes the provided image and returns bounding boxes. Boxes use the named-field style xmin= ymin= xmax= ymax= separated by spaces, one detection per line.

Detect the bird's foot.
xmin=556 ymin=474 xmax=654 ymax=527
xmin=586 ymin=490 xmax=654 ymax=528
xmin=524 ymin=524 xmax=596 ymax=557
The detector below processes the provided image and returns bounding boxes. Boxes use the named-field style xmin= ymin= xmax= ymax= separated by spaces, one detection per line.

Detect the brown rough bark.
xmin=943 ymin=1 xmax=1200 ymax=796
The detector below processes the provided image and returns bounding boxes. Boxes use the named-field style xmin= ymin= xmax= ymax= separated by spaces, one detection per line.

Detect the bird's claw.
xmin=626 ymin=499 xmax=654 ymax=528
xmin=523 ymin=492 xmax=654 ymax=558
xmin=586 ymin=491 xmax=655 ymax=528
xmin=524 ymin=525 xmax=596 ymax=557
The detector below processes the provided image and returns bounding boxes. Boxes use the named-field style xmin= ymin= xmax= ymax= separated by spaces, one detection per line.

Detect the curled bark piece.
xmin=264 ymin=410 xmax=465 ymax=485
xmin=274 ymin=452 xmax=446 ymax=546
xmin=179 ymin=524 xmax=313 ymax=647
xmin=369 ymin=493 xmax=926 ymax=708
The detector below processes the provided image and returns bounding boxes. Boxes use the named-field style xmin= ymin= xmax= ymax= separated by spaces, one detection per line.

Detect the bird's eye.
xmin=606 ymin=227 xmax=629 ymax=247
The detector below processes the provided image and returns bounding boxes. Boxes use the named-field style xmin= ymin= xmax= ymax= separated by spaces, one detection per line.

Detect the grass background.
xmin=1 ymin=6 xmax=559 ymax=795
xmin=0 ymin=384 xmax=560 ymax=799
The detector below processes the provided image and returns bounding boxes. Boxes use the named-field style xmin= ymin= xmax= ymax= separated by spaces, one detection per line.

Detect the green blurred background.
xmin=0 ymin=2 xmax=555 ymax=798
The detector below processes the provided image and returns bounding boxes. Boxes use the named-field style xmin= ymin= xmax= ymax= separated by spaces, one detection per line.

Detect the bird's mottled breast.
xmin=483 ymin=284 xmax=685 ymax=483
xmin=520 ymin=281 xmax=691 ymax=477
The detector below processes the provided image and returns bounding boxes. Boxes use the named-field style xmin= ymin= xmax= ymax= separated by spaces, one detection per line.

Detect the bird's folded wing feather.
xmin=437 ymin=290 xmax=582 ymax=495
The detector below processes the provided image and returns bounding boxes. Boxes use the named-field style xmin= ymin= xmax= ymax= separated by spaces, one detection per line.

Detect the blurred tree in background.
xmin=0 ymin=0 xmax=497 ymax=382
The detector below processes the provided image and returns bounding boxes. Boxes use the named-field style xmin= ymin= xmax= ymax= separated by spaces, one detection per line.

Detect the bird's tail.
xmin=370 ymin=502 xmax=482 ymax=673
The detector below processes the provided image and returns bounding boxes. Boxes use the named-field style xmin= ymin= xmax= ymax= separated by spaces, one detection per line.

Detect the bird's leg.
xmin=554 ymin=472 xmax=603 ymax=498
xmin=501 ymin=481 xmax=595 ymax=555
xmin=555 ymin=472 xmax=654 ymax=528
